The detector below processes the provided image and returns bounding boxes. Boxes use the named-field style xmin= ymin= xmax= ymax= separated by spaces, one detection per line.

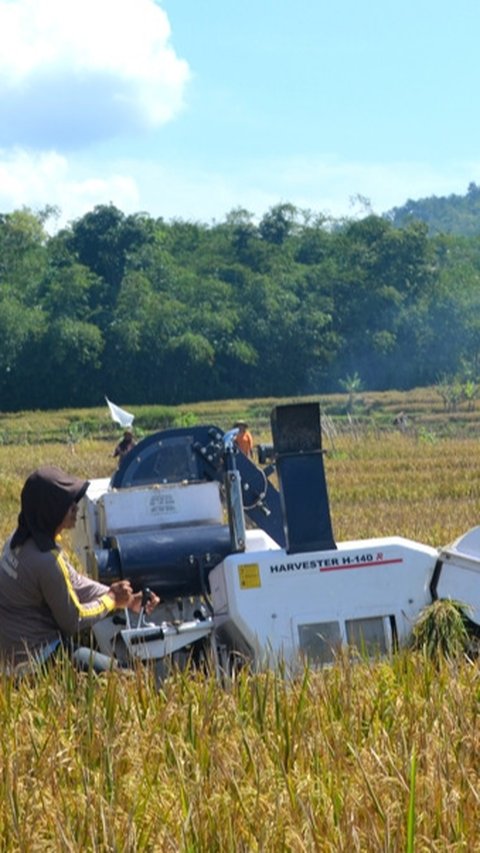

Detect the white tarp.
xmin=105 ymin=397 xmax=135 ymax=427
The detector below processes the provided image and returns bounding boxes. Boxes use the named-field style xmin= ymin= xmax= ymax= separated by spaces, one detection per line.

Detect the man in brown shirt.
xmin=113 ymin=429 xmax=136 ymax=464
xmin=0 ymin=465 xmax=157 ymax=672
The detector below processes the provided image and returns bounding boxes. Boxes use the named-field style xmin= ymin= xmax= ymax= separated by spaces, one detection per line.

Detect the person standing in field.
xmin=113 ymin=428 xmax=136 ymax=464
xmin=233 ymin=420 xmax=254 ymax=459
xmin=0 ymin=465 xmax=158 ymax=675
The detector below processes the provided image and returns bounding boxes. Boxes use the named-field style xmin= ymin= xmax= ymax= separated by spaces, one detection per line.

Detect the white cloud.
xmin=233 ymin=154 xmax=480 ymax=220
xmin=0 ymin=147 xmax=140 ymax=229
xmin=0 ymin=0 xmax=190 ymax=148
xmin=125 ymin=153 xmax=480 ymax=225
xmin=1 ymin=144 xmax=479 ymax=234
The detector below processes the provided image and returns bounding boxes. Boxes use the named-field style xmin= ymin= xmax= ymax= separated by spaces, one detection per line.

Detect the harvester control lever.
xmin=141 ymin=587 xmax=153 ymax=607
xmin=133 ymin=587 xmax=155 ymax=630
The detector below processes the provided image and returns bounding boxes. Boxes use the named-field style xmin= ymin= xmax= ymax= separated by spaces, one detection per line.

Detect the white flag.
xmin=105 ymin=397 xmax=135 ymax=427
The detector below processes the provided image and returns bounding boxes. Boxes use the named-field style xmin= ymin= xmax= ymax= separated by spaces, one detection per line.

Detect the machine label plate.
xmin=238 ymin=563 xmax=261 ymax=589
xmin=269 ymin=552 xmax=403 ymax=573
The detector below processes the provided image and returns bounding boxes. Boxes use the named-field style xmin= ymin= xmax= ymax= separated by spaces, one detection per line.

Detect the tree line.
xmin=387 ymin=182 xmax=480 ymax=237
xmin=0 ymin=201 xmax=479 ymax=411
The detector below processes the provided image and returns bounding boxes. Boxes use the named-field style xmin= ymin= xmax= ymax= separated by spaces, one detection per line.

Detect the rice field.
xmin=0 ymin=397 xmax=480 ymax=851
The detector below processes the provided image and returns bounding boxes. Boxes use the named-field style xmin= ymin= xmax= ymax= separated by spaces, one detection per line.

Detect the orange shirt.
xmin=235 ymin=429 xmax=254 ymax=457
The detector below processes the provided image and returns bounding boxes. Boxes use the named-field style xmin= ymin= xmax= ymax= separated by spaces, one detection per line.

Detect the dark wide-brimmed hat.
xmin=234 ymin=420 xmax=248 ymax=428
xmin=11 ymin=465 xmax=89 ymax=552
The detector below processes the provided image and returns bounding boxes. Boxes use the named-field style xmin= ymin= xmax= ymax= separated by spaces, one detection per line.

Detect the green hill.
xmin=385 ymin=181 xmax=480 ymax=235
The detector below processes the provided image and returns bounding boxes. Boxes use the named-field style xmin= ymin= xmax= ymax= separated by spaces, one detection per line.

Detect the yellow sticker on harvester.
xmin=238 ymin=563 xmax=261 ymax=589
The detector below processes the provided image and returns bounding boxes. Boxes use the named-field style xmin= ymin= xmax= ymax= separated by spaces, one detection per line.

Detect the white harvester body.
xmin=72 ymin=405 xmax=480 ymax=673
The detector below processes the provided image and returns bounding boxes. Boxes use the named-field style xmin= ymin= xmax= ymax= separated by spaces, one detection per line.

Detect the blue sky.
xmin=0 ymin=0 xmax=479 ymax=230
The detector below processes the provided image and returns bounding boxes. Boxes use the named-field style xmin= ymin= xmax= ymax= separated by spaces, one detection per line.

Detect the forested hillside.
xmin=1 ymin=201 xmax=480 ymax=411
xmin=386 ymin=182 xmax=480 ymax=236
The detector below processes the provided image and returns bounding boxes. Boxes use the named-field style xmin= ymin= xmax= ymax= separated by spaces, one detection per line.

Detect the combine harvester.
xmin=72 ymin=402 xmax=480 ymax=674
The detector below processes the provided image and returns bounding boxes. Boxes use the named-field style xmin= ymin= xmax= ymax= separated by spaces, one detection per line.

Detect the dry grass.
xmin=1 ymin=398 xmax=480 ymax=850
xmin=325 ymin=432 xmax=480 ymax=546
xmin=1 ymin=654 xmax=480 ymax=850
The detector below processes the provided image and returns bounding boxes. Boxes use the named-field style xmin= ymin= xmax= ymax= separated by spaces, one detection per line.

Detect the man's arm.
xmin=39 ymin=550 xmax=116 ymax=636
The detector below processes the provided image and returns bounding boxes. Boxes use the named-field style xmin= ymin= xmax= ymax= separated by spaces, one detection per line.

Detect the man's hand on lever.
xmin=108 ymin=581 xmax=160 ymax=613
